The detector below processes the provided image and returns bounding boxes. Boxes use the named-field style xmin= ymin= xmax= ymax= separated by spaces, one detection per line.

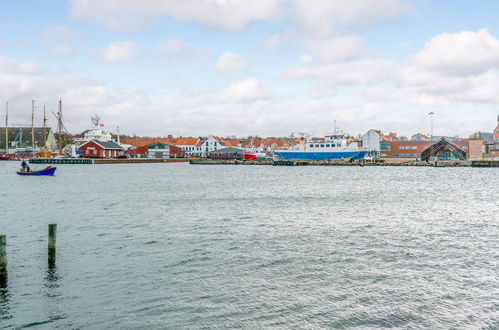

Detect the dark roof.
xmin=0 ymin=127 xmax=54 ymax=148
xmin=82 ymin=139 xmax=123 ymax=150
xmin=208 ymin=147 xmax=244 ymax=154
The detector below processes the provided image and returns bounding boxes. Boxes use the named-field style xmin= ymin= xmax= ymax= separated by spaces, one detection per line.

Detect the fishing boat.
xmin=274 ymin=134 xmax=367 ymax=161
xmin=16 ymin=166 xmax=57 ymax=176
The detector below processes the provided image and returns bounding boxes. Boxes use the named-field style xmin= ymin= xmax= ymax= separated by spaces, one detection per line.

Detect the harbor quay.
xmin=2 ymin=113 xmax=499 ymax=166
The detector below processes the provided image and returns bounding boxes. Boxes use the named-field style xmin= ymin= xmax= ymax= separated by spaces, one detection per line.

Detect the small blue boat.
xmin=17 ymin=166 xmax=57 ymax=176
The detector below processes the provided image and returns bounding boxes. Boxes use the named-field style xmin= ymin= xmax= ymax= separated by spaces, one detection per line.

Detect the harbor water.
xmin=0 ymin=162 xmax=498 ymax=329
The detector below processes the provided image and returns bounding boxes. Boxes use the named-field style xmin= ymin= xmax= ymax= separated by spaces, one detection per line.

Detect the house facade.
xmin=362 ymin=129 xmax=381 ymax=152
xmin=201 ymin=136 xmax=224 ymax=157
xmin=78 ymin=140 xmax=124 ymax=158
xmin=174 ymin=138 xmax=202 ymax=157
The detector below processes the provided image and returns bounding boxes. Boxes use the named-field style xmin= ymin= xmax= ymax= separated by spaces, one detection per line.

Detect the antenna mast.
xmin=31 ymin=100 xmax=35 ymax=148
xmin=4 ymin=102 xmax=7 ymax=154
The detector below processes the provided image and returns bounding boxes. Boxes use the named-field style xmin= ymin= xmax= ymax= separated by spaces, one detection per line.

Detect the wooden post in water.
xmin=48 ymin=224 xmax=57 ymax=267
xmin=0 ymin=235 xmax=7 ymax=285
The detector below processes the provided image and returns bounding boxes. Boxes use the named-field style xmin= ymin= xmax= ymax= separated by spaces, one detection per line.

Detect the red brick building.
xmin=381 ymin=139 xmax=484 ymax=160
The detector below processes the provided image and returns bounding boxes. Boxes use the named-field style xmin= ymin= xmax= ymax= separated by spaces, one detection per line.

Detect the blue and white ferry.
xmin=274 ymin=135 xmax=366 ymax=161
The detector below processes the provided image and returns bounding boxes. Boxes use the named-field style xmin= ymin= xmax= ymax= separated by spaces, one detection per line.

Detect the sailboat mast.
xmin=58 ymin=99 xmax=62 ymax=153
xmin=4 ymin=102 xmax=7 ymax=154
xmin=117 ymin=126 xmax=120 ymax=144
xmin=31 ymin=99 xmax=35 ymax=148
xmin=43 ymin=106 xmax=47 ymax=149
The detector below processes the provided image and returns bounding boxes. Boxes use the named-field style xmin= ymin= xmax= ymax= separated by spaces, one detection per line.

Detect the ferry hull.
xmin=274 ymin=151 xmax=366 ymax=160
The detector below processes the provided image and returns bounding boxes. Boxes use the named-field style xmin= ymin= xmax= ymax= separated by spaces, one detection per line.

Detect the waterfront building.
xmin=484 ymin=141 xmax=499 ymax=159
xmin=420 ymin=138 xmax=467 ymax=161
xmin=208 ymin=147 xmax=244 ymax=160
xmin=381 ymin=139 xmax=484 ymax=160
xmin=132 ymin=142 xmax=183 ymax=158
xmin=201 ymin=136 xmax=224 ymax=157
xmin=174 ymin=138 xmax=203 ymax=157
xmin=78 ymin=140 xmax=124 ymax=158
xmin=362 ymin=129 xmax=381 ymax=152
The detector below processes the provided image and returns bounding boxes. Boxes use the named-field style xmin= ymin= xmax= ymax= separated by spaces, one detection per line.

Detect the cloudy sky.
xmin=1 ymin=0 xmax=499 ymax=137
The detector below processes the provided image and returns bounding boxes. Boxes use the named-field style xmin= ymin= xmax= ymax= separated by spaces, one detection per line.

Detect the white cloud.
xmin=101 ymin=41 xmax=138 ymax=63
xmin=218 ymin=78 xmax=272 ymax=103
xmin=397 ymin=29 xmax=499 ymax=106
xmin=286 ymin=58 xmax=398 ymax=86
xmin=292 ymin=0 xmax=409 ymax=37
xmin=158 ymin=39 xmax=192 ymax=59
xmin=264 ymin=29 xmax=296 ymax=50
xmin=70 ymin=0 xmax=283 ymax=32
xmin=42 ymin=25 xmax=78 ymax=57
xmin=70 ymin=0 xmax=408 ymax=34
xmin=410 ymin=29 xmax=499 ymax=76
xmin=311 ymin=36 xmax=363 ymax=62
xmin=215 ymin=51 xmax=250 ymax=71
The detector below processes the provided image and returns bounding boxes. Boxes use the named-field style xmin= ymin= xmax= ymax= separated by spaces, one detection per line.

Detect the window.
xmin=380 ymin=143 xmax=390 ymax=151
xmin=400 ymin=146 xmax=417 ymax=150
xmin=315 ymin=144 xmax=319 ymax=148
xmin=320 ymin=144 xmax=324 ymax=148
xmin=310 ymin=144 xmax=314 ymax=148
xmin=326 ymin=144 xmax=330 ymax=147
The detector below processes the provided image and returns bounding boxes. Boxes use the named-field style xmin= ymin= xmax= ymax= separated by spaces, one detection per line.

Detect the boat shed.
xmin=133 ymin=142 xmax=184 ymax=158
xmin=78 ymin=139 xmax=124 ymax=158
xmin=208 ymin=147 xmax=244 ymax=160
xmin=420 ymin=138 xmax=467 ymax=161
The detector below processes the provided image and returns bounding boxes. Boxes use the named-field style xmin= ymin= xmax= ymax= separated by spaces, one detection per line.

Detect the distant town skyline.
xmin=1 ymin=0 xmax=499 ymax=137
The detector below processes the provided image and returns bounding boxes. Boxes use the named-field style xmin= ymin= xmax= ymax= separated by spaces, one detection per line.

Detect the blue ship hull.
xmin=274 ymin=151 xmax=366 ymax=161
xmin=17 ymin=166 xmax=57 ymax=176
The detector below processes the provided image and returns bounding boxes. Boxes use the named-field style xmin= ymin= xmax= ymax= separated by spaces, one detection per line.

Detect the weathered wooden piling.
xmin=48 ymin=224 xmax=57 ymax=266
xmin=0 ymin=235 xmax=7 ymax=285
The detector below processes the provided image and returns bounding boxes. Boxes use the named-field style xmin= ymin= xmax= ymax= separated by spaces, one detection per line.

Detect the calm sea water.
xmin=0 ymin=161 xmax=498 ymax=329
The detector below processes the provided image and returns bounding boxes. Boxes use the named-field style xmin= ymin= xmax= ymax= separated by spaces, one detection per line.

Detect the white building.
xmin=201 ymin=136 xmax=224 ymax=157
xmin=174 ymin=138 xmax=203 ymax=157
xmin=362 ymin=129 xmax=381 ymax=152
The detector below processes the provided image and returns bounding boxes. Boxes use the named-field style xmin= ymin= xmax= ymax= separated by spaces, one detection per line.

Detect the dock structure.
xmin=471 ymin=160 xmax=499 ymax=167
xmin=29 ymin=158 xmax=193 ymax=165
xmin=30 ymin=158 xmax=94 ymax=164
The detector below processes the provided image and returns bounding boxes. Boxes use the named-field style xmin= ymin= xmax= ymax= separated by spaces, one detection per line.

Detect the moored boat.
xmin=16 ymin=166 xmax=57 ymax=176
xmin=274 ymin=134 xmax=367 ymax=161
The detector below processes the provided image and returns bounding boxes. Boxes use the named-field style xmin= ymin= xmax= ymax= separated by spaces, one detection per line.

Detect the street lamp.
xmin=429 ymin=112 xmax=435 ymax=137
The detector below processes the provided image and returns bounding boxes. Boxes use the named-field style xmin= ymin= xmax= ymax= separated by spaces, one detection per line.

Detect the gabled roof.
xmin=121 ymin=138 xmax=176 ymax=147
xmin=80 ymin=139 xmax=123 ymax=150
xmin=175 ymin=137 xmax=199 ymax=146
xmin=208 ymin=147 xmax=244 ymax=154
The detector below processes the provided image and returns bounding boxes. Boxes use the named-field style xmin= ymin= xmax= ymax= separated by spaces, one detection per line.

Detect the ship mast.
xmin=117 ymin=126 xmax=120 ymax=144
xmin=43 ymin=105 xmax=47 ymax=149
xmin=31 ymin=100 xmax=35 ymax=148
xmin=58 ymin=99 xmax=63 ymax=153
xmin=4 ymin=102 xmax=7 ymax=154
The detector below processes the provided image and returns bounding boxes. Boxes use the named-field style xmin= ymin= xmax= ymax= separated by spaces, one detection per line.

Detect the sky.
xmin=1 ymin=0 xmax=499 ymax=138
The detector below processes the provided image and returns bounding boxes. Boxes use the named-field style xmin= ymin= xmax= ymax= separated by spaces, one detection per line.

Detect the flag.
xmin=99 ymin=123 xmax=104 ymax=127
